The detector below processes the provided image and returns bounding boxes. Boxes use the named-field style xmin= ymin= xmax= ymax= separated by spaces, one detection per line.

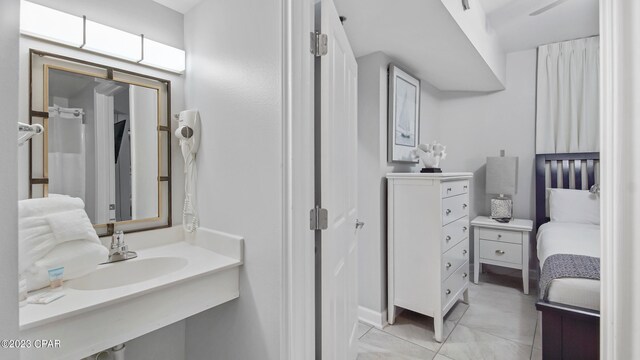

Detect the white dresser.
xmin=387 ymin=172 xmax=473 ymax=342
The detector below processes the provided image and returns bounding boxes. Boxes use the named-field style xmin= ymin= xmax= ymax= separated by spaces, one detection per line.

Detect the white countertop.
xmin=471 ymin=216 xmax=533 ymax=231
xmin=20 ymin=241 xmax=241 ymax=330
xmin=386 ymin=172 xmax=473 ymax=180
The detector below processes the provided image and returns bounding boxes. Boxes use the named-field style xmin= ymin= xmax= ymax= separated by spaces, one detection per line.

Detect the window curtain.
xmin=536 ymin=36 xmax=599 ymax=154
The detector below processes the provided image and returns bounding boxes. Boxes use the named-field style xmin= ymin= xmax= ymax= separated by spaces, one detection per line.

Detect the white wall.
xmin=124 ymin=320 xmax=186 ymax=360
xmin=0 ymin=0 xmax=20 ymax=358
xmin=439 ymin=49 xmax=537 ymax=265
xmin=15 ymin=1 xmax=188 ymax=358
xmin=357 ymin=51 xmax=441 ymax=324
xmin=183 ymin=0 xmax=285 ymax=359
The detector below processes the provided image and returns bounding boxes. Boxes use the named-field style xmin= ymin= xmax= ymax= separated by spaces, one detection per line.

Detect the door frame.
xmin=281 ymin=0 xmax=316 ymax=359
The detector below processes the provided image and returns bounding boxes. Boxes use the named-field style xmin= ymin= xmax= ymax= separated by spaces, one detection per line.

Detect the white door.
xmin=320 ymin=0 xmax=359 ymax=359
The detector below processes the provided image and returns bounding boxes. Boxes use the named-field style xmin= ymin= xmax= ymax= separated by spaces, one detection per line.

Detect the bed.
xmin=534 ymin=152 xmax=600 ymax=360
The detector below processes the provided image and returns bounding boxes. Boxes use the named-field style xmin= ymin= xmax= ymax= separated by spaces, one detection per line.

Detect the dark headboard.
xmin=535 ymin=152 xmax=600 ymax=229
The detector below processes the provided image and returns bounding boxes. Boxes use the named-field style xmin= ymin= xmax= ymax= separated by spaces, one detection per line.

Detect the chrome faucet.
xmin=104 ymin=230 xmax=138 ymax=263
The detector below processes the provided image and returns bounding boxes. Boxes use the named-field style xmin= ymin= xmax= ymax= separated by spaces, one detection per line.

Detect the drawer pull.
xmin=497 ymin=234 xmax=502 ymax=239
xmin=495 ymin=250 xmax=505 ymax=255
xmin=446 ymin=262 xmax=452 ymax=269
xmin=463 ymin=185 xmax=468 ymax=190
xmin=462 ymin=249 xmax=467 ymax=255
xmin=447 ymin=187 xmax=452 ymax=192
xmin=463 ymin=203 xmax=468 ymax=209
xmin=446 ymin=209 xmax=452 ymax=215
xmin=446 ymin=235 xmax=452 ymax=242
xmin=462 ymin=226 xmax=468 ymax=232
xmin=445 ymin=289 xmax=451 ymax=295
xmin=463 ymin=272 xmax=468 ymax=279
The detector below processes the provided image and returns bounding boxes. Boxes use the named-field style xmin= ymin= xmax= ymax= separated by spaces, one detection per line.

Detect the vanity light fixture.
xmin=140 ymin=38 xmax=187 ymax=74
xmin=20 ymin=1 xmax=84 ymax=47
xmin=19 ymin=0 xmax=186 ymax=73
xmin=83 ymin=20 xmax=142 ymax=62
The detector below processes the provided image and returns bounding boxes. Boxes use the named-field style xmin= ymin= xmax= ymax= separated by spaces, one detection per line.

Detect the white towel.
xmin=19 ymin=209 xmax=101 ymax=273
xmin=18 ymin=196 xmax=106 ymax=288
xmin=19 ymin=196 xmax=84 ymax=218
xmin=47 ymin=209 xmax=99 ymax=244
xmin=18 ymin=217 xmax=56 ymax=274
xmin=24 ymin=241 xmax=108 ymax=291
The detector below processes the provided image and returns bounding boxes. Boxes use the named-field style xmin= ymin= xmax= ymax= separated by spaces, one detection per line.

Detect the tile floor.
xmin=358 ymin=271 xmax=542 ymax=360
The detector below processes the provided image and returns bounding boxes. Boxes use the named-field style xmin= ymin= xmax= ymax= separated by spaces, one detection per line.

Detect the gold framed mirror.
xmin=28 ymin=50 xmax=172 ymax=236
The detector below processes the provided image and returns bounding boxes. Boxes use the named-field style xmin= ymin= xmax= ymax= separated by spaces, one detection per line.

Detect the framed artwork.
xmin=388 ymin=64 xmax=420 ymax=163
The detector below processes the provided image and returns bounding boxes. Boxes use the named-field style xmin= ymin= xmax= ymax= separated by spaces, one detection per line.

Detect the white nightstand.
xmin=471 ymin=216 xmax=533 ymax=294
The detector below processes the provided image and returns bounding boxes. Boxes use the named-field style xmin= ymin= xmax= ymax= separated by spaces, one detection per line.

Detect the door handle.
xmin=462 ymin=249 xmax=468 ymax=255
xmin=355 ymin=220 xmax=365 ymax=230
xmin=445 ymin=209 xmax=452 ymax=215
xmin=446 ymin=262 xmax=452 ymax=269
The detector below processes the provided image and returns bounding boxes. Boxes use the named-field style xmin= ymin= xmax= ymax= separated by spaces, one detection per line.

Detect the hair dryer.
xmin=175 ymin=110 xmax=201 ymax=232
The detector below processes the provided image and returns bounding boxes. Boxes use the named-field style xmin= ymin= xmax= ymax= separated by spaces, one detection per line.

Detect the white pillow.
xmin=549 ymin=188 xmax=600 ymax=225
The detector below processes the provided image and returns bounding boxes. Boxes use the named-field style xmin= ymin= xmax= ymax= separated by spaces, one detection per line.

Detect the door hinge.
xmin=310 ymin=205 xmax=328 ymax=230
xmin=310 ymin=32 xmax=328 ymax=57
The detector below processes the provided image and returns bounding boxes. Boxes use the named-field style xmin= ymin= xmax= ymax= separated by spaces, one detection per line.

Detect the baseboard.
xmin=358 ymin=306 xmax=388 ymax=329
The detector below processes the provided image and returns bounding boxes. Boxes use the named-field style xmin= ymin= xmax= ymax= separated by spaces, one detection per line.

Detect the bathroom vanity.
xmin=19 ymin=226 xmax=244 ymax=360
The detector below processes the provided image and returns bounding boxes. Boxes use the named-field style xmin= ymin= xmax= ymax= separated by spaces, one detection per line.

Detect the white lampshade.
xmin=486 ymin=156 xmax=518 ymax=195
xmin=84 ymin=20 xmax=142 ymax=62
xmin=140 ymin=38 xmax=186 ymax=73
xmin=20 ymin=1 xmax=84 ymax=47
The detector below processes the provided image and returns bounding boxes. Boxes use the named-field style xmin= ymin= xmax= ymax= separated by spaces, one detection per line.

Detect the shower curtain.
xmin=536 ymin=36 xmax=600 ymax=154
xmin=48 ymin=105 xmax=86 ymax=201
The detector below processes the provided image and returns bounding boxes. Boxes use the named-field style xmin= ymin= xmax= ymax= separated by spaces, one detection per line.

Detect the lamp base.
xmin=490 ymin=197 xmax=513 ymax=220
xmin=420 ymin=167 xmax=442 ymax=173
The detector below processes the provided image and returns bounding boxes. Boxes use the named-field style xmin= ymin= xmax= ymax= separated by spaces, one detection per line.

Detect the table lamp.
xmin=486 ymin=150 xmax=518 ymax=222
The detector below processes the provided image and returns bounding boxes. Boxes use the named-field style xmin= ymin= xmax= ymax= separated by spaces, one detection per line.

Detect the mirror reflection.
xmin=47 ymin=68 xmax=159 ymax=224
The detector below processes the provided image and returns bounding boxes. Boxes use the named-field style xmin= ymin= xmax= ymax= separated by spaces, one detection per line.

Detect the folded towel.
xmin=19 ymin=196 xmax=84 ymax=218
xmin=18 ymin=217 xmax=56 ymax=274
xmin=19 ymin=209 xmax=101 ymax=274
xmin=47 ymin=209 xmax=99 ymax=244
xmin=18 ymin=197 xmax=102 ymax=280
xmin=24 ymin=240 xmax=108 ymax=291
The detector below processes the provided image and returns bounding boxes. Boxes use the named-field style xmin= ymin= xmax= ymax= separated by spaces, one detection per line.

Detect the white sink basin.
xmin=67 ymin=257 xmax=188 ymax=290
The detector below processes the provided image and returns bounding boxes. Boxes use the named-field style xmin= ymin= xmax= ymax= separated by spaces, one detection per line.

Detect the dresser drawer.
xmin=479 ymin=239 xmax=522 ymax=264
xmin=441 ymin=216 xmax=469 ymax=253
xmin=441 ymin=261 xmax=469 ymax=308
xmin=441 ymin=180 xmax=469 ymax=199
xmin=478 ymin=228 xmax=522 ymax=244
xmin=442 ymin=194 xmax=469 ymax=225
xmin=442 ymin=239 xmax=469 ymax=281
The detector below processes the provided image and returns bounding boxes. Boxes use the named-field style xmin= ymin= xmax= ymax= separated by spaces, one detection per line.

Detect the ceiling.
xmin=479 ymin=0 xmax=517 ymax=14
xmin=335 ymin=0 xmax=504 ymax=91
xmin=479 ymin=0 xmax=599 ymax=52
xmin=152 ymin=0 xmax=202 ymax=14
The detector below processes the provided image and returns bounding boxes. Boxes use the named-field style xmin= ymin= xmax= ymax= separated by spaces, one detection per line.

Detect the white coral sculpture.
xmin=412 ymin=141 xmax=447 ymax=168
